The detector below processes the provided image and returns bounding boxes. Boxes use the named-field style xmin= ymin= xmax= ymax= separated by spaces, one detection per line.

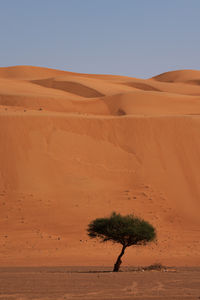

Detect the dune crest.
xmin=152 ymin=69 xmax=200 ymax=83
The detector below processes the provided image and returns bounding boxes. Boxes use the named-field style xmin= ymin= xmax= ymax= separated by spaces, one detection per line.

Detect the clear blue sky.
xmin=0 ymin=0 xmax=200 ymax=78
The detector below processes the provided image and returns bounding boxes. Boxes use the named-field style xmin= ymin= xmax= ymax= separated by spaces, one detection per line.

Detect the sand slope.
xmin=0 ymin=66 xmax=200 ymax=267
xmin=152 ymin=69 xmax=200 ymax=83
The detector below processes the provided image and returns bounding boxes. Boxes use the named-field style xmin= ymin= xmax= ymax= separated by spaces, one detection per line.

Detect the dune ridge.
xmin=152 ymin=69 xmax=200 ymax=83
xmin=0 ymin=66 xmax=200 ymax=267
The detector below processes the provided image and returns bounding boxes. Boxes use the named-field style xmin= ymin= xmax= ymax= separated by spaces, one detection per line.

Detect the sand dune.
xmin=122 ymin=81 xmax=161 ymax=92
xmin=103 ymin=90 xmax=200 ymax=116
xmin=152 ymin=69 xmax=200 ymax=83
xmin=32 ymin=78 xmax=105 ymax=98
xmin=0 ymin=65 xmax=70 ymax=80
xmin=0 ymin=66 xmax=200 ymax=267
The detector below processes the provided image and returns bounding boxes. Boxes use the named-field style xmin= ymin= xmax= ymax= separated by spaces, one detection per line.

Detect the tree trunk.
xmin=113 ymin=245 xmax=126 ymax=272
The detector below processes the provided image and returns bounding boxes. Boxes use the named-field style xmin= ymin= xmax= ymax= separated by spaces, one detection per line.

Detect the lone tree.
xmin=87 ymin=212 xmax=156 ymax=272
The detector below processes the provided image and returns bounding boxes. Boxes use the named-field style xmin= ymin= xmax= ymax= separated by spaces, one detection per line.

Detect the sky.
xmin=0 ymin=0 xmax=200 ymax=78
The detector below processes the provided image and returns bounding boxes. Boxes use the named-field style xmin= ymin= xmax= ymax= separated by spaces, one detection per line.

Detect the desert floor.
xmin=0 ymin=266 xmax=200 ymax=300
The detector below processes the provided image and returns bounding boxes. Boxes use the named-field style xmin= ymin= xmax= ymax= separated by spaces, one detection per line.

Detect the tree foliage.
xmin=87 ymin=212 xmax=156 ymax=271
xmin=87 ymin=212 xmax=156 ymax=246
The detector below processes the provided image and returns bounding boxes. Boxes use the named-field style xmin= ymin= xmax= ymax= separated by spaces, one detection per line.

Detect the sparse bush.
xmin=117 ymin=108 xmax=126 ymax=116
xmin=143 ymin=263 xmax=165 ymax=271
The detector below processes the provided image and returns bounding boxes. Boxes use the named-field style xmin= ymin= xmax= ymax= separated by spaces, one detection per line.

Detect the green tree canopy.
xmin=87 ymin=212 xmax=156 ymax=272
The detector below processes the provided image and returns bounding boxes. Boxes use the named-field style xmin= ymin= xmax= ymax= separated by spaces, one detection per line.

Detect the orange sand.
xmin=0 ymin=66 xmax=200 ymax=267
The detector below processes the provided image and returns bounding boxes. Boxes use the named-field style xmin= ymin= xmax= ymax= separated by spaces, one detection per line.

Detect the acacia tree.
xmin=87 ymin=212 xmax=156 ymax=272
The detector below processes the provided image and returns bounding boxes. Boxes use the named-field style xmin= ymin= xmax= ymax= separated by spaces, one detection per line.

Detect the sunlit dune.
xmin=152 ymin=69 xmax=200 ymax=83
xmin=0 ymin=66 xmax=200 ymax=267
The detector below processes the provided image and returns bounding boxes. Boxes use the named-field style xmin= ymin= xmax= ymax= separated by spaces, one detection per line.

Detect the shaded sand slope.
xmin=0 ymin=66 xmax=200 ymax=267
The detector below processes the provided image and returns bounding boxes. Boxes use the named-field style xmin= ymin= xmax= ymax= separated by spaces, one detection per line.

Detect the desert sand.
xmin=0 ymin=66 xmax=200 ymax=268
xmin=0 ymin=266 xmax=200 ymax=300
